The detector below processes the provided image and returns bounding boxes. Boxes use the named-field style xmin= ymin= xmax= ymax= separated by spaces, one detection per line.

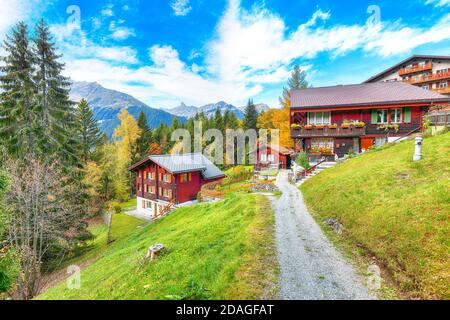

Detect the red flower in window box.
xmin=304 ymin=124 xmax=313 ymax=130
xmin=329 ymin=124 xmax=338 ymax=129
xmin=315 ymin=125 xmax=325 ymax=129
xmin=341 ymin=123 xmax=350 ymax=129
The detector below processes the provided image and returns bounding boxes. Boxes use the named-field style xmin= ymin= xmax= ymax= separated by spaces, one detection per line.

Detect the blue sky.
xmin=1 ymin=0 xmax=449 ymax=108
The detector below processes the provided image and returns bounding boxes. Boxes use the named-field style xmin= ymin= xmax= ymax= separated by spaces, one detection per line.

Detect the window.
xmin=149 ymin=172 xmax=155 ymax=180
xmin=377 ymin=109 xmax=388 ymax=124
xmin=439 ymin=82 xmax=448 ymax=88
xmin=307 ymin=112 xmax=331 ymax=125
xmin=162 ymin=188 xmax=173 ymax=199
xmin=163 ymin=174 xmax=171 ymax=183
xmin=150 ymin=186 xmax=156 ymax=194
xmin=268 ymin=154 xmax=275 ymax=163
xmin=260 ymin=154 xmax=267 ymax=162
xmin=311 ymin=138 xmax=334 ymax=151
xmin=180 ymin=173 xmax=189 ymax=183
xmin=391 ymin=109 xmax=402 ymax=123
xmin=421 ymin=85 xmax=429 ymax=90
xmin=137 ymin=183 xmax=142 ymax=192
xmin=143 ymin=200 xmax=153 ymax=210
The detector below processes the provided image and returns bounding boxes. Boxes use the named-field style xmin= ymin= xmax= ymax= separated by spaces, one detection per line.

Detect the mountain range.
xmin=164 ymin=102 xmax=270 ymax=119
xmin=69 ymin=81 xmax=270 ymax=137
xmin=70 ymin=82 xmax=186 ymax=137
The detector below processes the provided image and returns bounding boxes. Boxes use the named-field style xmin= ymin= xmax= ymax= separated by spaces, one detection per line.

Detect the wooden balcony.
xmin=291 ymin=126 xmax=366 ymax=138
xmin=404 ymin=71 xmax=450 ymax=85
xmin=399 ymin=62 xmax=432 ymax=76
xmin=432 ymin=87 xmax=450 ymax=95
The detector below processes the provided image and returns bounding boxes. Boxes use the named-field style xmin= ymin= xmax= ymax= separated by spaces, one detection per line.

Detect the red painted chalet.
xmin=128 ymin=153 xmax=225 ymax=219
xmin=290 ymin=82 xmax=449 ymax=159
xmin=255 ymin=144 xmax=293 ymax=170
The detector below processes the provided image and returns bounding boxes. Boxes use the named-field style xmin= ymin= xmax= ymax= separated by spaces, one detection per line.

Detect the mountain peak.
xmin=69 ymin=81 xmax=185 ymax=137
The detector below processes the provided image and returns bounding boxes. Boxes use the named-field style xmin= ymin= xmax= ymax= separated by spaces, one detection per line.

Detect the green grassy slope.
xmin=300 ymin=133 xmax=450 ymax=299
xmin=38 ymin=193 xmax=277 ymax=300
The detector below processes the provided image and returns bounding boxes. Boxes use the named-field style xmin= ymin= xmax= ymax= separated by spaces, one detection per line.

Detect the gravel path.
xmin=270 ymin=171 xmax=375 ymax=300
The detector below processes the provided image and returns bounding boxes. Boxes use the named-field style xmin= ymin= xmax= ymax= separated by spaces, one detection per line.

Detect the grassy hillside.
xmin=38 ymin=193 xmax=277 ymax=300
xmin=301 ymin=133 xmax=450 ymax=299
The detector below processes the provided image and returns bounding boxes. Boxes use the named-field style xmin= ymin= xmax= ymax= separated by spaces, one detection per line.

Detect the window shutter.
xmin=159 ymin=173 xmax=162 ymax=181
xmin=158 ymin=187 xmax=162 ymax=196
xmin=371 ymin=109 xmax=378 ymax=124
xmin=169 ymin=189 xmax=173 ymax=199
xmin=404 ymin=107 xmax=412 ymax=123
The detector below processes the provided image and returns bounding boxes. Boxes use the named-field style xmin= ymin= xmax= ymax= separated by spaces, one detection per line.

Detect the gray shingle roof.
xmin=291 ymin=82 xmax=449 ymax=110
xmin=149 ymin=153 xmax=224 ymax=179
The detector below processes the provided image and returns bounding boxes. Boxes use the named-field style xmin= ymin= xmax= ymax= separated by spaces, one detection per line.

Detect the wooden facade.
xmin=291 ymin=104 xmax=434 ymax=158
xmin=255 ymin=145 xmax=293 ymax=170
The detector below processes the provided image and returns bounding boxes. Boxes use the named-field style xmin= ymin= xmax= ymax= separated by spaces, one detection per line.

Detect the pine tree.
xmin=136 ymin=111 xmax=151 ymax=158
xmin=0 ymin=22 xmax=37 ymax=156
xmin=243 ymin=99 xmax=258 ymax=130
xmin=279 ymin=65 xmax=309 ymax=109
xmin=75 ymin=99 xmax=100 ymax=164
xmin=33 ymin=19 xmax=77 ymax=163
xmin=214 ymin=107 xmax=223 ymax=132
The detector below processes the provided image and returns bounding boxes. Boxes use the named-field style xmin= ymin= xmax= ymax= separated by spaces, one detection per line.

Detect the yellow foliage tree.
xmin=257 ymin=107 xmax=292 ymax=148
xmin=112 ymin=109 xmax=141 ymax=200
xmin=83 ymin=160 xmax=103 ymax=215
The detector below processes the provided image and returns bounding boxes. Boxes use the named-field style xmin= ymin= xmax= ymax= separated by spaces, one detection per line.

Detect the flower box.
xmin=315 ymin=125 xmax=325 ymax=129
xmin=329 ymin=124 xmax=338 ymax=129
xmin=341 ymin=124 xmax=350 ymax=129
xmin=304 ymin=125 xmax=313 ymax=130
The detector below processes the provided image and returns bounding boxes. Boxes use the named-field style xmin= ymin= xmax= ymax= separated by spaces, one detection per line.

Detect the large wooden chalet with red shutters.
xmin=128 ymin=153 xmax=224 ymax=219
xmin=290 ymin=82 xmax=449 ymax=159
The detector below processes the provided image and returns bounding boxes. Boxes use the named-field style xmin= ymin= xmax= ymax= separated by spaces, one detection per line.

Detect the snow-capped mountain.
xmin=165 ymin=101 xmax=270 ymax=119
xmin=70 ymin=82 xmax=186 ymax=137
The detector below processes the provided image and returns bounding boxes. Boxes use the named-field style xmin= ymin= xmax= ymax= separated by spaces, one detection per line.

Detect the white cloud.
xmin=50 ymin=23 xmax=138 ymax=64
xmin=425 ymin=0 xmax=450 ymax=7
xmin=170 ymin=0 xmax=192 ymax=16
xmin=0 ymin=0 xmax=40 ymax=37
xmin=109 ymin=20 xmax=136 ymax=40
xmin=101 ymin=5 xmax=114 ymax=17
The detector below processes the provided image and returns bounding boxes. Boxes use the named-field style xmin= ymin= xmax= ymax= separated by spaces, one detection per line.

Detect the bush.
xmin=296 ymin=152 xmax=310 ymax=169
xmin=0 ymin=247 xmax=19 ymax=294
xmin=108 ymin=201 xmax=123 ymax=214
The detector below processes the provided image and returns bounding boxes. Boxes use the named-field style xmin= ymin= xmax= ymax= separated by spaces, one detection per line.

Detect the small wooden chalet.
xmin=129 ymin=153 xmax=225 ymax=219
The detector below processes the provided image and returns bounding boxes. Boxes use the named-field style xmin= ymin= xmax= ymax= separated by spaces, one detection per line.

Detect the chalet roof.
xmin=364 ymin=54 xmax=450 ymax=83
xmin=258 ymin=144 xmax=292 ymax=155
xmin=129 ymin=153 xmax=225 ymax=180
xmin=290 ymin=82 xmax=449 ymax=110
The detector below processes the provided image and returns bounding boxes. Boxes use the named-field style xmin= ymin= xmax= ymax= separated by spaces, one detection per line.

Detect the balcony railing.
xmin=291 ymin=126 xmax=366 ymax=138
xmin=431 ymin=87 xmax=450 ymax=95
xmin=404 ymin=71 xmax=450 ymax=84
xmin=398 ymin=62 xmax=432 ymax=76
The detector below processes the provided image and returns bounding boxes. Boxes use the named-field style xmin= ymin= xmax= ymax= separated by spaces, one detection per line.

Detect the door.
xmin=361 ymin=137 xmax=374 ymax=151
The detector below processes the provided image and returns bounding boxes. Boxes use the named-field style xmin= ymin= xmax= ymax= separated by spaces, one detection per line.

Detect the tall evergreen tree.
xmin=214 ymin=107 xmax=223 ymax=132
xmin=75 ymin=99 xmax=100 ymax=164
xmin=136 ymin=111 xmax=151 ymax=158
xmin=33 ymin=19 xmax=77 ymax=163
xmin=243 ymin=99 xmax=258 ymax=130
xmin=279 ymin=65 xmax=309 ymax=109
xmin=0 ymin=22 xmax=37 ymax=156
